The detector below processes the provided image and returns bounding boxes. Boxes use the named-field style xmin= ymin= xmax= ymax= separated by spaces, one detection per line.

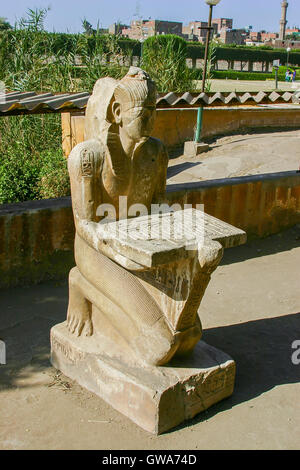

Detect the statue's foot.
xmin=67 ymin=309 xmax=93 ymax=337
xmin=67 ymin=267 xmax=93 ymax=337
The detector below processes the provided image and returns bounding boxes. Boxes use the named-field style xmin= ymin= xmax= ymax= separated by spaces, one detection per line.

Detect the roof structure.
xmin=0 ymin=90 xmax=297 ymax=116
xmin=0 ymin=91 xmax=90 ymax=116
xmin=156 ymin=91 xmax=296 ymax=108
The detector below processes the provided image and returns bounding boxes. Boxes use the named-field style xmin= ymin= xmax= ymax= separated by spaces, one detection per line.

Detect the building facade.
xmin=122 ymin=19 xmax=183 ymax=40
xmin=212 ymin=18 xmax=233 ymax=33
xmin=219 ymin=29 xmax=247 ymax=45
xmin=274 ymin=39 xmax=300 ymax=49
xmin=182 ymin=21 xmax=218 ymax=43
xmin=109 ymin=23 xmax=129 ymax=35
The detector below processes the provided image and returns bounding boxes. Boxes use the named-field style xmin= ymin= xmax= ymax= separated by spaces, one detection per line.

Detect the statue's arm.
xmin=68 ymin=140 xmax=146 ymax=271
xmin=152 ymin=142 xmax=169 ymax=204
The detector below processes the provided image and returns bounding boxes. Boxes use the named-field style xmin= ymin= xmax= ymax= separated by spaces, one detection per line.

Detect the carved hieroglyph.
xmin=51 ymin=67 xmax=246 ymax=433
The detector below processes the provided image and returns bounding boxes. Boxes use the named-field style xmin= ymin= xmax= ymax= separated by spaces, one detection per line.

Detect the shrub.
xmin=213 ymin=70 xmax=275 ymax=81
xmin=198 ymin=70 xmax=282 ymax=81
xmin=0 ymin=144 xmax=41 ymax=203
xmin=275 ymin=65 xmax=300 ymax=77
xmin=186 ymin=43 xmax=300 ymax=66
xmin=0 ymin=145 xmax=70 ymax=204
xmin=143 ymin=34 xmax=193 ymax=92
xmin=0 ymin=114 xmax=68 ymax=204
xmin=37 ymin=150 xmax=70 ymax=199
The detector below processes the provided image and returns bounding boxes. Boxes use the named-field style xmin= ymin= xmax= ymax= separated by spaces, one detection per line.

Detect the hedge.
xmin=186 ymin=42 xmax=300 ymax=66
xmin=1 ymin=29 xmax=300 ymax=70
xmin=210 ymin=70 xmax=284 ymax=81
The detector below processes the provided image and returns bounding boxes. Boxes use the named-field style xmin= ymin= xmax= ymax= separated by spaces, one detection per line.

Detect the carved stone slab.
xmin=51 ymin=322 xmax=235 ymax=434
xmin=97 ymin=208 xmax=247 ymax=267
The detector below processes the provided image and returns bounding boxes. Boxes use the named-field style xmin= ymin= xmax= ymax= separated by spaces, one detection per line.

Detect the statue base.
xmin=50 ymin=322 xmax=235 ymax=434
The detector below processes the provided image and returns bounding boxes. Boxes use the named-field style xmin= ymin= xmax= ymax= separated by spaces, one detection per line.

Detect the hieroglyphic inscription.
xmin=81 ymin=149 xmax=94 ymax=177
xmin=183 ymin=365 xmax=236 ymax=419
xmin=51 ymin=337 xmax=86 ymax=364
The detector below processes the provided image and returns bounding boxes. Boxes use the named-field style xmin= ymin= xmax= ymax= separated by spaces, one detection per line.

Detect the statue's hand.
xmin=76 ymin=218 xmax=148 ymax=271
xmin=198 ymin=240 xmax=224 ymax=273
xmin=97 ymin=238 xmax=148 ymax=272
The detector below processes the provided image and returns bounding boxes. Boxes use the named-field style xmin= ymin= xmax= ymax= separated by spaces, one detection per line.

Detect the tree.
xmin=0 ymin=17 xmax=12 ymax=31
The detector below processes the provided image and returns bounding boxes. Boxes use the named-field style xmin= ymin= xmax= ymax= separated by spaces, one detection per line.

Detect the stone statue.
xmin=51 ymin=67 xmax=246 ymax=433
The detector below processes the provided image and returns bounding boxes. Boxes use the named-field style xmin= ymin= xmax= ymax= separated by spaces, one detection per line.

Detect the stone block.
xmin=184 ymin=141 xmax=209 ymax=157
xmin=51 ymin=322 xmax=235 ymax=434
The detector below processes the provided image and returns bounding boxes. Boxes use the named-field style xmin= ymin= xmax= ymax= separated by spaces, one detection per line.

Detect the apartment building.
xmin=122 ymin=19 xmax=182 ymax=40
xmin=219 ymin=28 xmax=247 ymax=45
xmin=109 ymin=23 xmax=129 ymax=35
xmin=182 ymin=21 xmax=218 ymax=43
xmin=212 ymin=18 xmax=233 ymax=33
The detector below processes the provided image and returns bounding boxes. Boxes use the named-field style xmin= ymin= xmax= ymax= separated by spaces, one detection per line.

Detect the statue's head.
xmin=85 ymin=67 xmax=157 ymax=143
xmin=111 ymin=67 xmax=157 ymax=142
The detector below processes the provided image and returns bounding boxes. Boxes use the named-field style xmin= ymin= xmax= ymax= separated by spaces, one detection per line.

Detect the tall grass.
xmin=143 ymin=35 xmax=193 ymax=93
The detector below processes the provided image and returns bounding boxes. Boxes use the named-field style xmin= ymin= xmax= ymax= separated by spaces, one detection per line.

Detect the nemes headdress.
xmin=114 ymin=67 xmax=157 ymax=112
xmin=84 ymin=68 xmax=156 ymax=142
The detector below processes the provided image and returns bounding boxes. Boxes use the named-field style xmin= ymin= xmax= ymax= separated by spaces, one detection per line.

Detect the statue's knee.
xmin=175 ymin=316 xmax=202 ymax=357
xmin=69 ymin=267 xmax=80 ymax=287
xmin=132 ymin=317 xmax=179 ymax=366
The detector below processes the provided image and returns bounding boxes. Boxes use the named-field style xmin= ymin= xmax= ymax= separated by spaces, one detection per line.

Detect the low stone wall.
xmin=1 ymin=171 xmax=299 ymax=288
xmin=62 ymin=107 xmax=300 ymax=156
xmin=167 ymin=171 xmax=300 ymax=239
xmin=0 ymin=198 xmax=75 ymax=288
xmin=155 ymin=107 xmax=300 ymax=151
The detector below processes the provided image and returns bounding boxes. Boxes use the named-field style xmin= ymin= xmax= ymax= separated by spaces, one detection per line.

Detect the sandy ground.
xmin=0 ymin=226 xmax=299 ymax=450
xmin=167 ymin=129 xmax=300 ymax=183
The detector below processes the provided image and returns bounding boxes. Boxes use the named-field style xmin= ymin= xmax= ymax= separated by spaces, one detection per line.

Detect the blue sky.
xmin=1 ymin=0 xmax=299 ymax=34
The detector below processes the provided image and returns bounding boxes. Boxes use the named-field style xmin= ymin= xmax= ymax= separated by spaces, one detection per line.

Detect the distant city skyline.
xmin=1 ymin=0 xmax=299 ymax=34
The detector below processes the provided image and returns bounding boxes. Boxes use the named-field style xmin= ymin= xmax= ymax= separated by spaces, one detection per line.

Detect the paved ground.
xmin=167 ymin=129 xmax=300 ymax=183
xmin=194 ymin=79 xmax=300 ymax=93
xmin=0 ymin=225 xmax=299 ymax=450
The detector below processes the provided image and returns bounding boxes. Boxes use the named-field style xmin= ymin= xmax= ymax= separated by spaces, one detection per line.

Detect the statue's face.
xmin=121 ymin=103 xmax=156 ymax=142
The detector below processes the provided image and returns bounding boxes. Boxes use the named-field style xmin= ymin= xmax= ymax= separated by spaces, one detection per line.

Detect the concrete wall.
xmin=0 ymin=198 xmax=75 ymax=288
xmin=154 ymin=108 xmax=300 ymax=151
xmin=62 ymin=107 xmax=300 ymax=157
xmin=167 ymin=171 xmax=300 ymax=239
xmin=1 ymin=172 xmax=299 ymax=288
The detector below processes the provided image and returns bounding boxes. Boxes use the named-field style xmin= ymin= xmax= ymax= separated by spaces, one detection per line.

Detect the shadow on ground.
xmin=168 ymin=311 xmax=300 ymax=434
xmin=205 ymin=126 xmax=300 ymax=146
xmin=0 ymin=281 xmax=68 ymax=391
xmin=221 ymin=225 xmax=300 ymax=265
xmin=1 ymin=282 xmax=299 ymax=409
xmin=167 ymin=161 xmax=202 ymax=179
